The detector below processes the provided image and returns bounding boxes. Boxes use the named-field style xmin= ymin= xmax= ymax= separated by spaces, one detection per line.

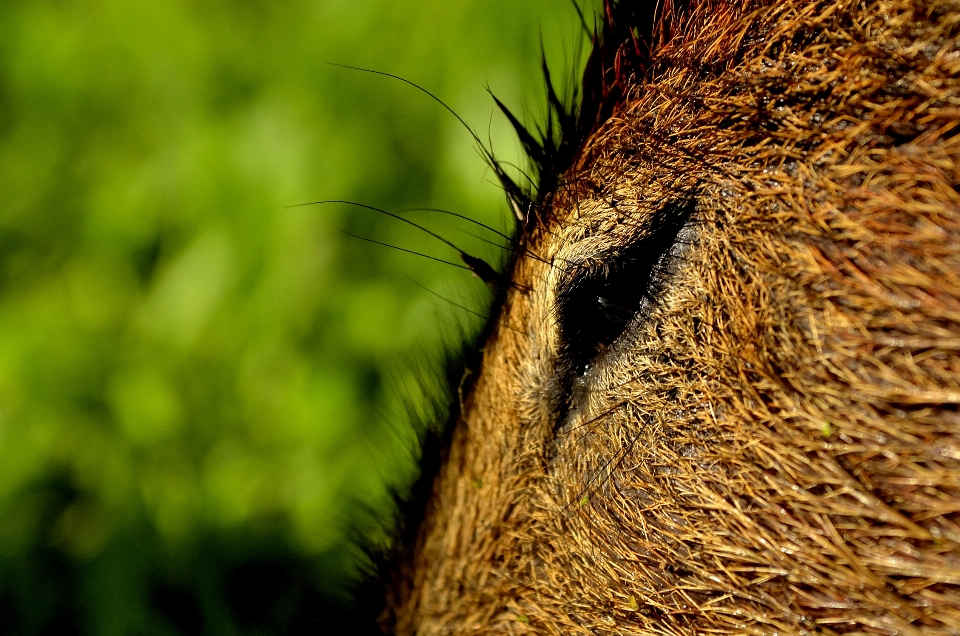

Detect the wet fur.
xmin=384 ymin=0 xmax=960 ymax=632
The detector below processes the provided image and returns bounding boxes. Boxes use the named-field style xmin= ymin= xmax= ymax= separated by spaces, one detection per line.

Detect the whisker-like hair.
xmin=449 ymin=226 xmax=509 ymax=251
xmin=400 ymin=207 xmax=513 ymax=242
xmin=327 ymin=62 xmax=534 ymax=230
xmin=570 ymin=0 xmax=592 ymax=35
xmin=486 ymin=154 xmax=539 ymax=191
xmin=404 ymin=275 xmax=489 ymax=322
xmin=294 ymin=200 xmax=467 ymax=254
xmin=297 ymin=200 xmax=506 ymax=288
xmin=405 ymin=275 xmax=526 ymax=335
xmin=447 ymin=225 xmax=561 ymax=268
xmin=340 ymin=231 xmax=471 ymax=272
xmin=327 ymin=63 xmax=483 ymax=149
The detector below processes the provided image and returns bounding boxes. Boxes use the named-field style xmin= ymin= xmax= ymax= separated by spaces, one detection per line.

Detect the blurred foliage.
xmin=0 ymin=0 xmax=589 ymax=633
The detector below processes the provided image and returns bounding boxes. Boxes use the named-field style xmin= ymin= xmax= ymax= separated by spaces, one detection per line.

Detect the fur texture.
xmin=385 ymin=0 xmax=960 ymax=632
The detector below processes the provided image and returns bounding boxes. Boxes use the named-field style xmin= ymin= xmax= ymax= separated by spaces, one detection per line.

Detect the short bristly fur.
xmin=384 ymin=0 xmax=960 ymax=632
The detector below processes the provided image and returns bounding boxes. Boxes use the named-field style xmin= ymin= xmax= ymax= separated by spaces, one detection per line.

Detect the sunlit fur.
xmin=384 ymin=0 xmax=960 ymax=632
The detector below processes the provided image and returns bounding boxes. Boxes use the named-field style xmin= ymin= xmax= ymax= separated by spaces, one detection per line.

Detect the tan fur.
xmin=388 ymin=0 xmax=960 ymax=632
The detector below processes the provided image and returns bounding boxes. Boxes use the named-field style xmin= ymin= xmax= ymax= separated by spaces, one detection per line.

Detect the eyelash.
xmin=554 ymin=198 xmax=697 ymax=396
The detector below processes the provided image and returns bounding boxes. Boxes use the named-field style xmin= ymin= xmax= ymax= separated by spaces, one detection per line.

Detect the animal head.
xmin=383 ymin=0 xmax=960 ymax=632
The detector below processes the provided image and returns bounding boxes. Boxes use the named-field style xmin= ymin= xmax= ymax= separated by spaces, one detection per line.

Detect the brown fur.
xmin=386 ymin=0 xmax=960 ymax=632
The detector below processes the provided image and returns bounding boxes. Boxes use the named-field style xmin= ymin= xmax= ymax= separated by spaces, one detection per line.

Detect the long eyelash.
xmin=295 ymin=199 xmax=511 ymax=289
xmin=340 ymin=231 xmax=473 ymax=272
xmin=400 ymin=207 xmax=513 ymax=242
xmin=326 ymin=62 xmax=536 ymax=232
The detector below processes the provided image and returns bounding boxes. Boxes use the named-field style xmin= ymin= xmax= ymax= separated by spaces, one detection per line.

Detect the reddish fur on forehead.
xmin=507 ymin=0 xmax=752 ymax=229
xmin=385 ymin=0 xmax=960 ymax=633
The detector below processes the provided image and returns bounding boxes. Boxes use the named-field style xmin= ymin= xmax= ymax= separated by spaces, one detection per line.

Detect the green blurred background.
xmin=0 ymin=0 xmax=589 ymax=633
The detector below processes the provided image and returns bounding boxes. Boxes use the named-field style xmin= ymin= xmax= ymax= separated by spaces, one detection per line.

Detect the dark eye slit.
xmin=555 ymin=197 xmax=697 ymax=396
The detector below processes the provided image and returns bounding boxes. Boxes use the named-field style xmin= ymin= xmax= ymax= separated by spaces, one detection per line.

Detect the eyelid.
xmin=552 ymin=197 xmax=698 ymax=397
xmin=556 ymin=198 xmax=697 ymax=300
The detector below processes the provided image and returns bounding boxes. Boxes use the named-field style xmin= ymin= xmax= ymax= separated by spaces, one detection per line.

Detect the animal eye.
xmin=555 ymin=198 xmax=696 ymax=392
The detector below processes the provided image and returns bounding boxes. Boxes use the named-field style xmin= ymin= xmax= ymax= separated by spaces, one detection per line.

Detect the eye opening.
xmin=554 ymin=197 xmax=697 ymax=395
